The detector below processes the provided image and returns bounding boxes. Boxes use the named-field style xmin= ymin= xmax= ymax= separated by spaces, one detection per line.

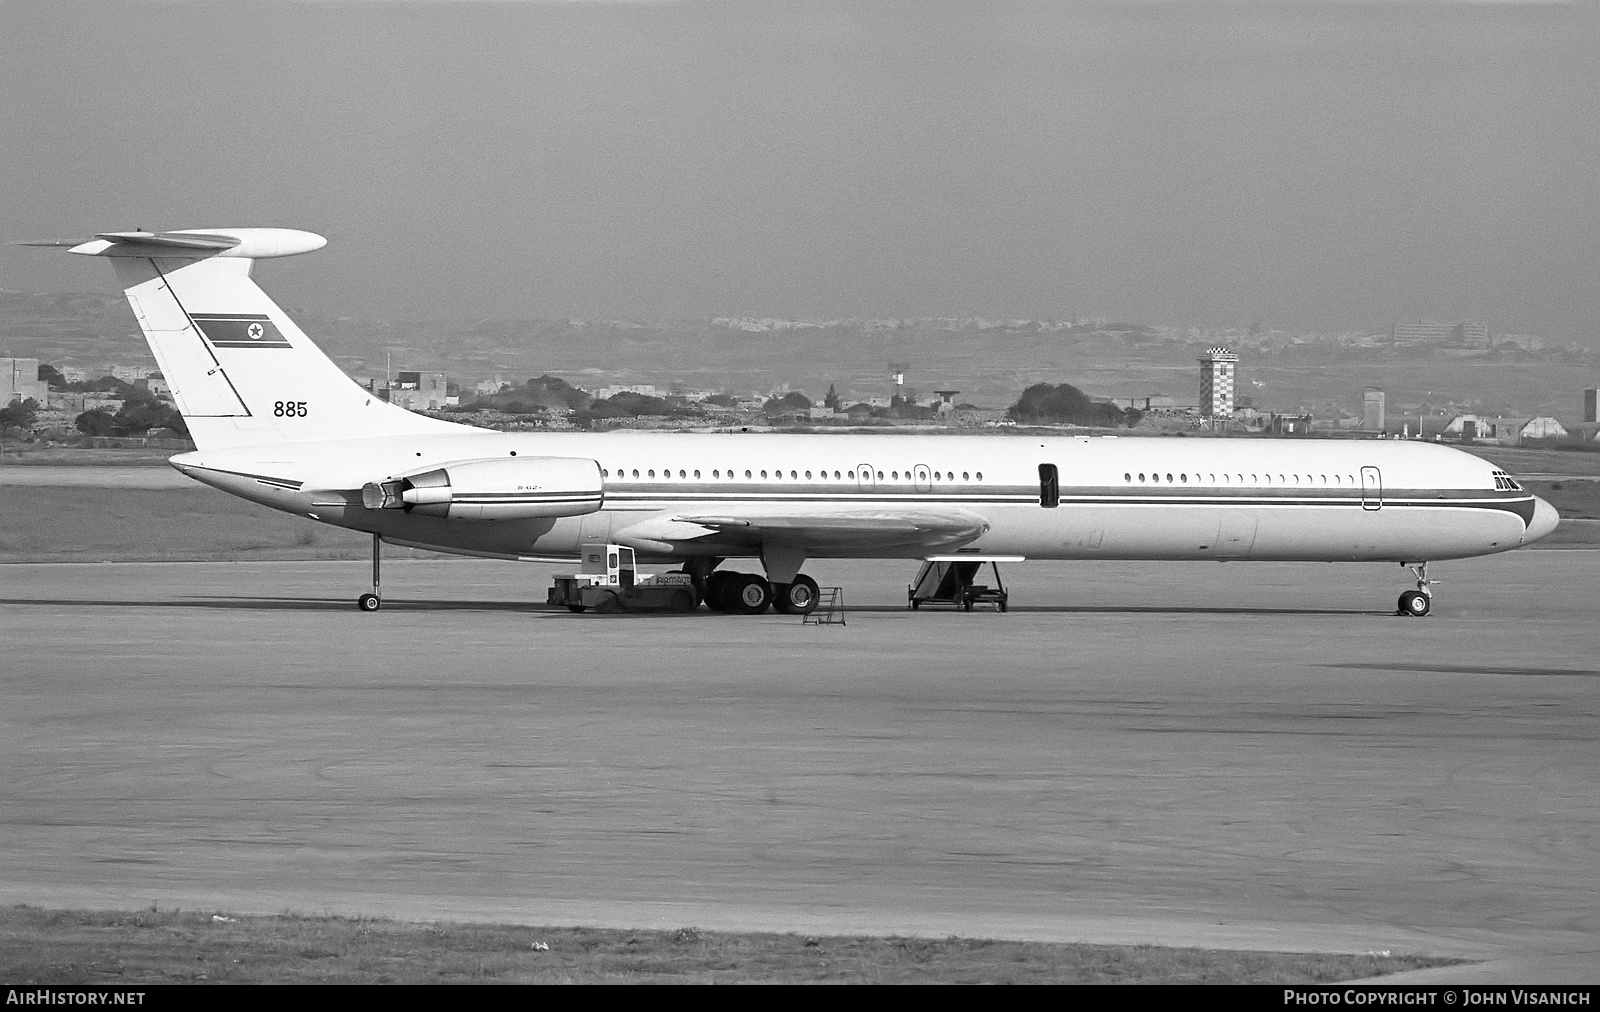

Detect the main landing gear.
xmin=1396 ymin=562 xmax=1436 ymax=617
xmin=700 ymin=570 xmax=819 ymax=616
xmin=357 ymin=533 xmax=382 ymax=612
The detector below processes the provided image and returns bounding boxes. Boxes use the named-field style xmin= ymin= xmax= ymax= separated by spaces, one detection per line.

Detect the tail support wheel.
xmin=357 ymin=533 xmax=382 ymax=611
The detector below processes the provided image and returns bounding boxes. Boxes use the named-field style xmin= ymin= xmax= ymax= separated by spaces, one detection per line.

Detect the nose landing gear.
xmin=1396 ymin=562 xmax=1436 ymax=617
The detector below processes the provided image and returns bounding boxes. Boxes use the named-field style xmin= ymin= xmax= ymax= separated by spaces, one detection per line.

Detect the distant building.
xmin=934 ymin=390 xmax=961 ymax=420
xmin=48 ymin=392 xmax=124 ymax=413
xmin=1198 ymin=348 xmax=1237 ymax=419
xmin=2 ymin=358 xmax=44 ymax=405
xmin=1363 ymin=389 xmax=1385 ymax=432
xmin=1443 ymin=414 xmax=1568 ymax=446
xmin=387 ymin=371 xmax=450 ymax=411
xmin=1518 ymin=417 xmax=1570 ymax=442
xmin=1390 ymin=320 xmax=1489 ymax=348
xmin=110 ymin=364 xmax=153 ymax=383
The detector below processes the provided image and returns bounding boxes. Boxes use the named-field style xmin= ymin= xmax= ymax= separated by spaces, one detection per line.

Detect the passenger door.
xmin=1360 ymin=466 xmax=1382 ymax=511
xmin=1038 ymin=463 xmax=1060 ymax=508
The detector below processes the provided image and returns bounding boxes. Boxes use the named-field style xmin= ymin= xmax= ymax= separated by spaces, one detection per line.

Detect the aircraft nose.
xmin=1524 ymin=495 xmax=1560 ymax=544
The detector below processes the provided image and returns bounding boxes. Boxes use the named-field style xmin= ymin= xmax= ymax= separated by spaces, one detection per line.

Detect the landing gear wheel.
xmin=594 ymin=592 xmax=621 ymax=614
xmin=358 ymin=593 xmax=380 ymax=612
xmin=772 ymin=575 xmax=819 ymax=615
xmin=962 ymin=597 xmax=974 ymax=612
xmin=668 ymin=589 xmax=695 ymax=613
xmin=730 ymin=574 xmax=773 ymax=615
xmin=566 ymin=604 xmax=588 ymax=614
xmin=1397 ymin=590 xmax=1430 ymax=617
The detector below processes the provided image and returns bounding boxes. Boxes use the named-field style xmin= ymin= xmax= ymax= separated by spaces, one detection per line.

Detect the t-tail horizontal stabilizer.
xmin=24 ymin=226 xmax=474 ymax=451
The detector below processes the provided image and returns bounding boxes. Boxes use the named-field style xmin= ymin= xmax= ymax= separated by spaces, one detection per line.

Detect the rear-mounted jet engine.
xmin=362 ymin=456 xmax=603 ymax=521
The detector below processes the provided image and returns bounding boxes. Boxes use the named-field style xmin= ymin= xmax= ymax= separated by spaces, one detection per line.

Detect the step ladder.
xmin=803 ymin=587 xmax=846 ymax=626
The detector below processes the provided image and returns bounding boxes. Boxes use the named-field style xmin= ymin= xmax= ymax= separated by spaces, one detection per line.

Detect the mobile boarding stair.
xmin=907 ymin=555 xmax=1024 ymax=613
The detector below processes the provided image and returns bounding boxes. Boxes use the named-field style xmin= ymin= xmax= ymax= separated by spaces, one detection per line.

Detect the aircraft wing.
xmin=612 ymin=506 xmax=989 ymax=555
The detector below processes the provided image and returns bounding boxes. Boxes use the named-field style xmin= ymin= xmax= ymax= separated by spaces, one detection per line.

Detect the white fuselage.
xmin=172 ymin=429 xmax=1557 ymax=565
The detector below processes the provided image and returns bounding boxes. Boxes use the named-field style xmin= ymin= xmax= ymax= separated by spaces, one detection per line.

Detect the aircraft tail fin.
xmin=42 ymin=228 xmax=471 ymax=450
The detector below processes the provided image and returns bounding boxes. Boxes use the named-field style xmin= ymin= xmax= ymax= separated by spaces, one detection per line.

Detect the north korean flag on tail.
xmin=190 ymin=312 xmax=292 ymax=348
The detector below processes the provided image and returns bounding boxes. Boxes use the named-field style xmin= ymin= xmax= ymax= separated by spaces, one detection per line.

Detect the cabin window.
xmin=891 ymin=471 xmax=898 ymax=480
xmin=848 ymin=470 xmax=855 ymax=479
xmin=631 ymin=469 xmax=639 ymax=478
xmin=760 ymin=470 xmax=767 ymax=478
xmin=601 ymin=469 xmax=608 ymax=477
xmin=1180 ymin=473 xmax=1188 ymax=483
xmin=962 ymin=472 xmax=970 ymax=480
xmin=693 ymin=470 xmax=700 ymax=478
xmin=1125 ymin=473 xmax=1132 ymax=482
xmin=834 ymin=471 xmax=841 ymax=479
xmin=1038 ymin=463 xmax=1059 ymax=508
xmin=745 ymin=470 xmax=752 ymax=478
xmin=1138 ymin=473 xmax=1145 ymax=482
xmin=877 ymin=471 xmax=884 ymax=479
xmin=976 ymin=472 xmax=983 ymax=480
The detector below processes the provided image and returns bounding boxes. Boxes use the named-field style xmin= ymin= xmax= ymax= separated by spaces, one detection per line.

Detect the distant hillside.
xmin=2 ymin=292 xmax=1592 ymax=420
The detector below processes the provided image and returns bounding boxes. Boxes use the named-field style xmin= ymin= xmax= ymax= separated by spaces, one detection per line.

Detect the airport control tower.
xmin=1198 ymin=348 xmax=1238 ymax=420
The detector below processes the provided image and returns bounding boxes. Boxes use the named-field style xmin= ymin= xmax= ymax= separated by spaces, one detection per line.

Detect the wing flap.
xmin=612 ymin=506 xmax=989 ymax=554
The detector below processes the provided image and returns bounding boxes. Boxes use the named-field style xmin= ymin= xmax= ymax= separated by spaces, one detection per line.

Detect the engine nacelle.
xmin=361 ymin=456 xmax=603 ymax=521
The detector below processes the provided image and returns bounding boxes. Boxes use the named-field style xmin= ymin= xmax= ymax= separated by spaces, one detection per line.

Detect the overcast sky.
xmin=1 ymin=0 xmax=1594 ymax=341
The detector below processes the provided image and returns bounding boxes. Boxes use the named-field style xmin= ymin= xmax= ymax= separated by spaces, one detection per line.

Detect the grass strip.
xmin=0 ymin=905 xmax=1463 ymax=985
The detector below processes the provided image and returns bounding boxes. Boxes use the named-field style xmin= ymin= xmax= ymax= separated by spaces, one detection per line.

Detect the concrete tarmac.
xmin=0 ymin=465 xmax=188 ymax=489
xmin=1 ymin=553 xmax=1596 ymax=981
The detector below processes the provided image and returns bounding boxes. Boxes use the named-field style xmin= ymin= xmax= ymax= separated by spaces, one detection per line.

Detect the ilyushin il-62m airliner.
xmin=33 ymin=227 xmax=1558 ymax=616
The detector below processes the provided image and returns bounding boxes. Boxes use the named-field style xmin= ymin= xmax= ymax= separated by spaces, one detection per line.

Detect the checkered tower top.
xmin=1198 ymin=348 xmax=1237 ymax=418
